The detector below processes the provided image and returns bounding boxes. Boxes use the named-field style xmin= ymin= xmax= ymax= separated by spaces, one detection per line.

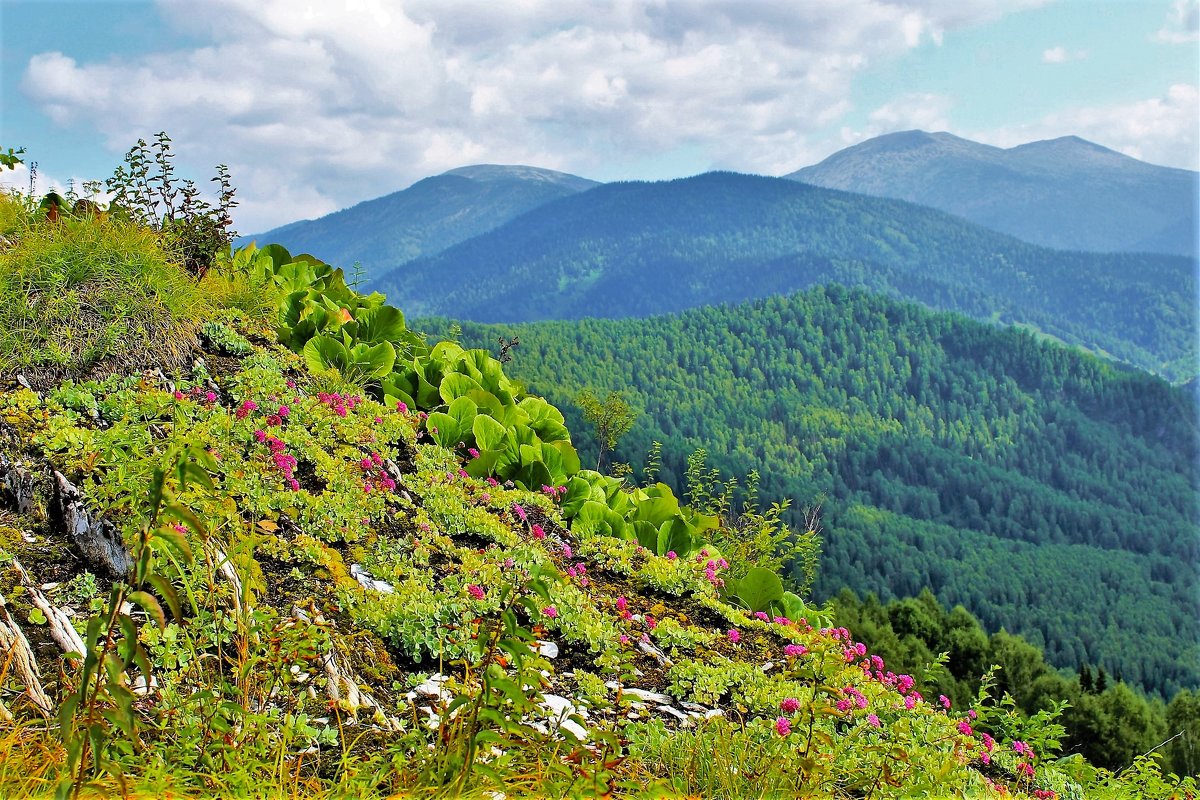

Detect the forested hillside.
xmin=244 ymin=165 xmax=598 ymax=277
xmin=444 ymin=286 xmax=1200 ymax=697
xmin=380 ymin=172 xmax=1197 ymax=381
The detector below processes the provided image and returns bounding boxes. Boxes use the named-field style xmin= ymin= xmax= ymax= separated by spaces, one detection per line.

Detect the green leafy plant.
xmin=106 ymin=132 xmax=238 ymax=277
xmin=58 ymin=447 xmax=209 ymax=799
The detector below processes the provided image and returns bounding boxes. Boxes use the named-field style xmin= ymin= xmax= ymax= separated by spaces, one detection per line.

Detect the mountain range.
xmin=244 ymin=164 xmax=599 ymax=274
xmin=382 ymin=171 xmax=1195 ymax=381
xmin=787 ymin=130 xmax=1198 ymax=256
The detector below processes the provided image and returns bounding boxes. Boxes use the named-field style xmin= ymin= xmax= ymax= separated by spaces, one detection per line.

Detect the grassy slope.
xmin=0 ymin=204 xmax=1191 ymax=798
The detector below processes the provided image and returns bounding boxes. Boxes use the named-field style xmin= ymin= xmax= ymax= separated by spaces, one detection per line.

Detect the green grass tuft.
xmin=0 ymin=192 xmax=210 ymax=385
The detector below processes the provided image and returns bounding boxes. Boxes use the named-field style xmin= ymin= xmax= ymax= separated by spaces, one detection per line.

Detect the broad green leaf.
xmin=473 ymin=414 xmax=508 ymax=452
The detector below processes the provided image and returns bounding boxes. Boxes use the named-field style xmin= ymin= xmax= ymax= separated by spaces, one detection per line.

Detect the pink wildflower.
xmin=957 ymin=721 xmax=973 ymax=736
xmin=616 ymin=596 xmax=627 ymax=612
xmin=531 ymin=524 xmax=545 ymax=540
xmin=775 ymin=717 xmax=791 ymax=737
xmin=784 ymin=644 xmax=807 ymax=658
xmin=205 ymin=391 xmax=217 ymax=403
xmin=467 ymin=584 xmax=485 ymax=600
xmin=542 ymin=606 xmax=558 ymax=619
xmin=727 ymin=629 xmax=741 ymax=643
xmin=939 ymin=695 xmax=951 ymax=710
xmin=666 ymin=551 xmax=677 ymax=560
xmin=277 ymin=405 xmax=289 ymax=417
xmin=780 ymin=697 xmax=800 ymax=714
xmin=513 ymin=503 xmax=527 ymax=522
xmin=867 ymin=714 xmax=881 ymax=728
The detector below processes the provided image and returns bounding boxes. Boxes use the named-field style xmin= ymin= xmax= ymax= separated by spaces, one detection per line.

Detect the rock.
xmin=541 ymin=694 xmax=588 ymax=741
xmin=637 ymin=639 xmax=672 ymax=667
xmin=534 ymin=640 xmax=559 ymax=658
xmin=705 ymin=709 xmax=724 ymax=720
xmin=680 ymin=701 xmax=709 ymax=713
xmin=622 ymin=687 xmax=675 ymax=705
xmin=350 ymin=563 xmax=396 ymax=594
xmin=658 ymin=705 xmax=693 ymax=727
xmin=410 ymin=673 xmax=452 ymax=701
xmin=761 ymin=661 xmax=775 ymax=672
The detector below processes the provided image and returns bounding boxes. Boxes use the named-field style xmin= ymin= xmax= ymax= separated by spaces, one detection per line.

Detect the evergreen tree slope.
xmin=447 ymin=286 xmax=1200 ymax=698
xmin=377 ymin=171 xmax=1197 ymax=381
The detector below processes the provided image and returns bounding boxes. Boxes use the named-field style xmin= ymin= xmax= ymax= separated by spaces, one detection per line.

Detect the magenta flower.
xmin=775 ymin=717 xmax=791 ymax=737
xmin=784 ymin=644 xmax=807 ymax=658
xmin=531 ymin=524 xmax=545 ymax=540
xmin=957 ymin=721 xmax=973 ymax=736
xmin=1013 ymin=740 xmax=1031 ymax=756
xmin=512 ymin=503 xmax=527 ymax=522
xmin=266 ymin=414 xmax=282 ymax=427
xmin=666 ymin=551 xmax=677 ymax=560
xmin=467 ymin=584 xmax=485 ymax=600
xmin=939 ymin=695 xmax=951 ymax=710
xmin=288 ymin=478 xmax=300 ymax=492
xmin=396 ymin=401 xmax=408 ymax=413
xmin=726 ymin=629 xmax=741 ymax=643
xmin=780 ymin=697 xmax=800 ymax=714
xmin=867 ymin=714 xmax=881 ymax=728
xmin=205 ymin=391 xmax=217 ymax=403
xmin=542 ymin=606 xmax=559 ymax=619
xmin=616 ymin=596 xmax=627 ymax=612
xmin=562 ymin=544 xmax=572 ymax=558
xmin=619 ymin=634 xmax=630 ymax=645
xmin=468 ymin=448 xmax=480 ymax=458
xmin=277 ymin=405 xmax=290 ymax=417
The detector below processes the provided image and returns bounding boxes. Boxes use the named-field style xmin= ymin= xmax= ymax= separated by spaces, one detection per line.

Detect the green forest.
xmin=440 ymin=285 xmax=1200 ymax=700
xmin=385 ymin=172 xmax=1197 ymax=381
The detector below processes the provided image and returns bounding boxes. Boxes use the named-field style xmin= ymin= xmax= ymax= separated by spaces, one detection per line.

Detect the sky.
xmin=1 ymin=0 xmax=1197 ymax=234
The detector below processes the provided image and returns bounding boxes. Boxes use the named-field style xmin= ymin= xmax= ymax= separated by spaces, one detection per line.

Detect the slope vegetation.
xmin=448 ymin=286 xmax=1200 ymax=698
xmin=379 ymin=171 xmax=1196 ymax=381
xmin=787 ymin=130 xmax=1199 ymax=256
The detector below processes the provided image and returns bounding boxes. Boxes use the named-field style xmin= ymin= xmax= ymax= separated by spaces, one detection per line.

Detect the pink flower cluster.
xmin=359 ymin=451 xmax=395 ymax=493
xmin=695 ymin=552 xmax=729 ymax=587
xmin=234 ymin=399 xmax=259 ymax=419
xmin=836 ymin=686 xmax=869 ymax=713
xmin=254 ymin=430 xmax=299 ymax=491
xmin=783 ymin=644 xmax=808 ymax=658
xmin=317 ymin=391 xmax=361 ymax=418
xmin=541 ymin=484 xmax=567 ymax=501
xmin=467 ymin=584 xmax=486 ymax=600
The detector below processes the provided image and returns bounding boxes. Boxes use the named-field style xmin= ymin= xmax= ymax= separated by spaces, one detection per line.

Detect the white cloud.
xmin=838 ymin=93 xmax=954 ymax=145
xmin=19 ymin=0 xmax=1049 ymax=231
xmin=1041 ymin=46 xmax=1087 ymax=63
xmin=1155 ymin=0 xmax=1199 ymax=43
xmin=974 ymin=83 xmax=1200 ymax=170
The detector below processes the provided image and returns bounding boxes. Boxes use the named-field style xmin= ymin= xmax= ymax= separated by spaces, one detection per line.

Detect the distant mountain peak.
xmin=786 ymin=130 xmax=1197 ymax=256
xmin=440 ymin=164 xmax=599 ymax=191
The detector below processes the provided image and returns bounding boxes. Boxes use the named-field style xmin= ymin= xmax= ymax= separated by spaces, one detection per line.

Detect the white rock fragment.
xmin=350 ymin=563 xmax=396 ymax=594
xmin=658 ymin=705 xmax=693 ymax=727
xmin=622 ymin=687 xmax=675 ymax=705
xmin=637 ymin=639 xmax=672 ymax=667
xmin=541 ymin=693 xmax=589 ymax=741
xmin=407 ymin=673 xmax=453 ymax=703
xmin=705 ymin=709 xmax=724 ymax=720
xmin=761 ymin=661 xmax=775 ymax=673
xmin=534 ymin=640 xmax=559 ymax=658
